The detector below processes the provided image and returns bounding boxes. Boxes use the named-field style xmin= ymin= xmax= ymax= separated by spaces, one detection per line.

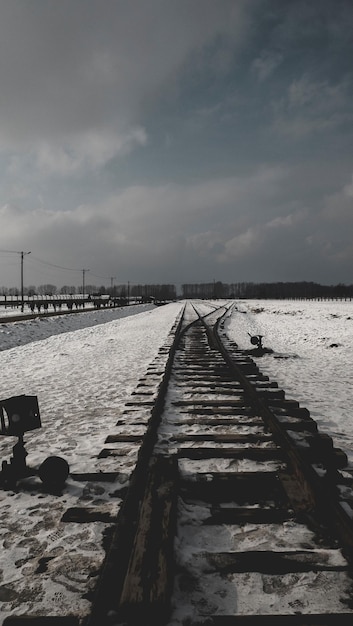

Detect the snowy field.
xmin=0 ymin=303 xmax=186 ymax=471
xmin=0 ymin=298 xmax=352 ymax=620
xmin=225 ymin=299 xmax=353 ymax=465
xmin=0 ymin=303 xmax=152 ymax=351
xmin=0 ymin=302 xmax=184 ymax=620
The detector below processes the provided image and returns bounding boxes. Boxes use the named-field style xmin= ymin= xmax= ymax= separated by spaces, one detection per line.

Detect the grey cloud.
xmin=0 ymin=1 xmax=352 ymax=288
xmin=0 ymin=167 xmax=316 ymax=284
xmin=272 ymin=75 xmax=353 ymax=137
xmin=251 ymin=51 xmax=283 ymax=81
xmin=0 ymin=0 xmax=250 ymax=167
xmin=2 ymin=161 xmax=353 ymax=285
xmin=322 ymin=176 xmax=353 ymax=223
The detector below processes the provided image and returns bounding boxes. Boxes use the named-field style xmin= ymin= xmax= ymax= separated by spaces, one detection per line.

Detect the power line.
xmin=29 ymin=256 xmax=115 ymax=283
xmin=89 ymin=272 xmax=112 ymax=281
xmin=0 ymin=249 xmax=126 ymax=286
xmin=29 ymin=254 xmax=81 ymax=272
xmin=0 ymin=251 xmax=82 ymax=273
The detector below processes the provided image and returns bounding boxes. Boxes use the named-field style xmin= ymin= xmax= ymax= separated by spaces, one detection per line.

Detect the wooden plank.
xmin=118 ymin=455 xmax=178 ymax=623
xmin=98 ymin=447 xmax=137 ymax=458
xmin=70 ymin=472 xmax=119 ymax=482
xmin=182 ymin=388 xmax=244 ymax=396
xmin=268 ymin=399 xmax=300 ymax=409
xmin=175 ymin=382 xmax=242 ymax=389
xmin=273 ymin=406 xmax=311 ymax=418
xmin=208 ymin=615 xmax=353 ymax=625
xmin=277 ymin=417 xmax=318 ymax=433
xmin=61 ymin=506 xmax=118 ymax=523
xmin=204 ymin=507 xmax=292 ymax=525
xmin=204 ymin=550 xmax=348 ymax=573
xmin=177 ymin=447 xmax=283 ymax=461
xmin=3 ymin=618 xmax=79 ymax=625
xmin=174 ymin=433 xmax=272 ymax=443
xmin=105 ymin=434 xmax=144 ymax=443
xmin=174 ymin=374 xmax=235 ymax=381
xmin=170 ymin=416 xmax=264 ymax=425
xmin=256 ymin=389 xmax=285 ymax=400
xmin=172 ymin=399 xmax=245 ymax=407
xmin=181 ymin=473 xmax=285 ymax=504
xmin=177 ymin=407 xmax=255 ymax=416
xmin=125 ymin=400 xmax=155 ymax=406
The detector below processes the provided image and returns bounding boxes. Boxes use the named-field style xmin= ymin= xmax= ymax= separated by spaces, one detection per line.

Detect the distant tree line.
xmin=181 ymin=281 xmax=353 ymax=299
xmin=182 ymin=282 xmax=227 ymax=299
xmin=0 ymin=283 xmax=177 ymax=301
xmin=1 ymin=281 xmax=352 ymax=301
xmin=129 ymin=284 xmax=177 ymax=300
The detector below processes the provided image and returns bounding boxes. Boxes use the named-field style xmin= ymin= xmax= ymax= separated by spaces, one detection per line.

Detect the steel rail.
xmin=86 ymin=301 xmax=230 ymax=625
xmin=210 ymin=313 xmax=353 ymax=562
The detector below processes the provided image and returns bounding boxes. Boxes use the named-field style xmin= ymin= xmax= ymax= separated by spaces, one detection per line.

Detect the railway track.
xmin=3 ymin=300 xmax=353 ymax=625
xmin=84 ymin=301 xmax=353 ymax=625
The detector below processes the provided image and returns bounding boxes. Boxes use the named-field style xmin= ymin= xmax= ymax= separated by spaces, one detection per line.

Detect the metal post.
xmin=82 ymin=269 xmax=89 ymax=305
xmin=21 ymin=251 xmax=31 ymax=312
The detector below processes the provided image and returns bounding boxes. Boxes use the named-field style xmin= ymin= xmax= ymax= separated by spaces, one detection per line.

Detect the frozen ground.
xmin=0 ymin=303 xmax=154 ymax=351
xmin=0 ymin=298 xmax=352 ymax=621
xmin=0 ymin=303 xmax=185 ymax=471
xmin=0 ymin=302 xmax=184 ymax=620
xmin=225 ymin=299 xmax=353 ymax=464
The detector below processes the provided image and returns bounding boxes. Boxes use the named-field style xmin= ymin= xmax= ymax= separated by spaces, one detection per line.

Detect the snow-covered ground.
xmin=225 ymin=299 xmax=353 ymax=465
xmin=0 ymin=303 xmax=154 ymax=351
xmin=0 ymin=303 xmax=185 ymax=470
xmin=0 ymin=302 xmax=184 ymax=620
xmin=1 ymin=298 xmax=353 ymax=621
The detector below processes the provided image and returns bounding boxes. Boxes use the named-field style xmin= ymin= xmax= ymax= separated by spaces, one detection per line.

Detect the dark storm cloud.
xmin=0 ymin=0 xmax=248 ymax=151
xmin=0 ymin=0 xmax=352 ymax=289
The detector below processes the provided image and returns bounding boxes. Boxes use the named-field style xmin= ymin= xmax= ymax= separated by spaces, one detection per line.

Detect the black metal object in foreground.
xmin=0 ymin=395 xmax=69 ymax=491
xmin=0 ymin=395 xmax=41 ymax=488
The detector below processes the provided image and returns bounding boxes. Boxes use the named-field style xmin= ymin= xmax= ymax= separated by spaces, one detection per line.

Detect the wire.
xmin=28 ymin=254 xmax=81 ymax=272
xmin=89 ymin=272 xmax=111 ymax=281
xmin=0 ymin=250 xmax=127 ymax=284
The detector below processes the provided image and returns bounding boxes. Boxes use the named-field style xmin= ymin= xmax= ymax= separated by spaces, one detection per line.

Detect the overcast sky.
xmin=0 ymin=0 xmax=352 ymax=290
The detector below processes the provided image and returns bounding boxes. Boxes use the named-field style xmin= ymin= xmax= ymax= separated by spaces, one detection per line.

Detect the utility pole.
xmin=82 ymin=269 xmax=89 ymax=305
xmin=21 ymin=251 xmax=31 ymax=312
xmin=0 ymin=249 xmax=31 ymax=312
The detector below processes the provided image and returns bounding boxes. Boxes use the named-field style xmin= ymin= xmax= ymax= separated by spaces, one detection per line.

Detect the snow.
xmin=0 ymin=302 xmax=184 ymax=621
xmin=225 ymin=299 xmax=353 ymax=465
xmin=1 ymin=298 xmax=353 ymax=621
xmin=171 ymin=568 xmax=353 ymax=620
xmin=0 ymin=303 xmax=154 ymax=351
